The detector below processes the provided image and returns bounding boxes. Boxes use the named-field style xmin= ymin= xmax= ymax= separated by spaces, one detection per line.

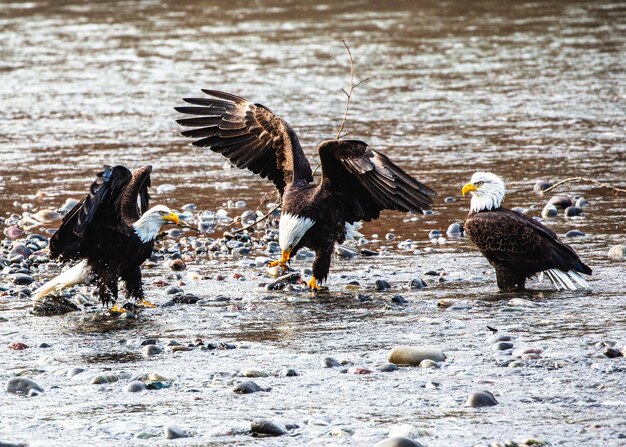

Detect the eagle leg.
xmin=308 ymin=276 xmax=321 ymax=291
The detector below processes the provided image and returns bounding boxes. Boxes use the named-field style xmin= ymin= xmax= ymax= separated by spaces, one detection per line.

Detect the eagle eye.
xmin=475 ymin=181 xmax=484 ymax=186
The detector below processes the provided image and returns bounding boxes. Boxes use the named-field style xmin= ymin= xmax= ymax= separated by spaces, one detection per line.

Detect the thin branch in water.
xmin=232 ymin=202 xmax=281 ymax=234
xmin=336 ymin=39 xmax=370 ymax=141
xmin=541 ymin=176 xmax=626 ymax=195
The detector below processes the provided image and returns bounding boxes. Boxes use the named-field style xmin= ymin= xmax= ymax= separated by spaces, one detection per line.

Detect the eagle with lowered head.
xmin=462 ymin=172 xmax=592 ymax=291
xmin=33 ymin=165 xmax=179 ymax=309
xmin=176 ymin=90 xmax=437 ymax=290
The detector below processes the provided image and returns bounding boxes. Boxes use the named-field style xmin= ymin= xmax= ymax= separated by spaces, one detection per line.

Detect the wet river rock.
xmin=547 ymin=195 xmax=572 ymax=209
xmin=6 ymin=377 xmax=44 ymax=395
xmin=465 ymin=390 xmax=499 ymax=407
xmin=374 ymin=437 xmax=424 ymax=447
xmin=163 ymin=425 xmax=190 ymax=439
xmin=250 ymin=419 xmax=288 ymax=437
xmin=387 ymin=346 xmax=447 ymax=366
xmin=608 ymin=245 xmax=626 ymax=260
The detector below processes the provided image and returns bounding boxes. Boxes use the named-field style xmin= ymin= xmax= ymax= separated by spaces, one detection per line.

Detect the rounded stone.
xmin=321 ymin=357 xmax=341 ymax=368
xmin=376 ymin=362 xmax=399 ymax=372
xmin=564 ymin=206 xmax=583 ymax=217
xmin=428 ymin=230 xmax=442 ymax=239
xmin=604 ymin=347 xmax=623 ymax=359
xmin=250 ymin=419 xmax=288 ymax=437
xmin=233 ymin=381 xmax=262 ymax=394
xmin=374 ymin=437 xmax=423 ymax=447
xmin=67 ymin=367 xmax=85 ymax=379
xmin=541 ymin=204 xmax=558 ymax=219
xmin=465 ymin=390 xmax=498 ymax=407
xmin=565 ymin=230 xmax=585 ymax=238
xmin=240 ymin=368 xmax=269 ymax=378
xmin=419 ymin=359 xmax=439 ymax=368
xmin=33 ymin=209 xmax=60 ymax=223
xmin=142 ymin=345 xmax=162 ymax=357
xmin=492 ymin=341 xmax=514 ymax=351
xmin=6 ymin=377 xmax=44 ymax=395
xmin=575 ymin=198 xmax=588 ymax=208
xmin=12 ymin=274 xmax=34 ymax=285
xmin=169 ymin=259 xmax=186 ymax=271
xmin=548 ymin=195 xmax=572 ymax=209
xmin=391 ymin=294 xmax=408 ymax=305
xmin=335 ymin=246 xmax=357 ymax=259
xmin=408 ymin=278 xmax=426 ymax=289
xmin=446 ymin=223 xmax=463 ymax=236
xmin=163 ymin=425 xmax=189 ymax=439
xmin=533 ymin=180 xmax=553 ymax=193
xmin=277 ymin=368 xmax=298 ymax=377
xmin=608 ymin=245 xmax=626 ymax=260
xmin=125 ymin=381 xmax=147 ymax=392
xmin=375 ymin=280 xmax=391 ymax=291
xmin=387 ymin=346 xmax=446 ymax=366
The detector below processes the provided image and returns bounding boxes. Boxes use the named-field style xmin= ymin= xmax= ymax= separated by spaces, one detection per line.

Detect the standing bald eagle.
xmin=33 ymin=165 xmax=180 ymax=309
xmin=461 ymin=172 xmax=592 ymax=291
xmin=176 ymin=90 xmax=436 ymax=290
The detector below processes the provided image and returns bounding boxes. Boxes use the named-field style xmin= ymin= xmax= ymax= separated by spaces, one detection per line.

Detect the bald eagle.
xmin=175 ymin=90 xmax=436 ymax=290
xmin=33 ymin=165 xmax=180 ymax=309
xmin=461 ymin=172 xmax=592 ymax=291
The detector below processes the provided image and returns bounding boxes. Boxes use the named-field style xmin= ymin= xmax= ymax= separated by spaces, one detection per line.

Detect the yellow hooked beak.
xmin=461 ymin=183 xmax=478 ymax=197
xmin=164 ymin=212 xmax=179 ymax=225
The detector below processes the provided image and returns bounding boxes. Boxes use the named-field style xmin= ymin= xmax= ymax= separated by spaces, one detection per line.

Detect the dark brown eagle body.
xmin=49 ymin=165 xmax=154 ymax=306
xmin=176 ymin=90 xmax=437 ymax=287
xmin=464 ymin=207 xmax=592 ymax=291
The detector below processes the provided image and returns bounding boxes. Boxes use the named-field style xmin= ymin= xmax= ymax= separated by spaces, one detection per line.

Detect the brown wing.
xmin=49 ymin=166 xmax=133 ymax=260
xmin=175 ymin=90 xmax=313 ymax=195
xmin=464 ymin=208 xmax=592 ymax=275
xmin=318 ymin=139 xmax=437 ymax=222
xmin=120 ymin=165 xmax=152 ymax=225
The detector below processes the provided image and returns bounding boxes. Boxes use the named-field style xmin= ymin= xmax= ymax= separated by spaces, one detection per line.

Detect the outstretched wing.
xmin=49 ymin=166 xmax=132 ymax=260
xmin=318 ymin=140 xmax=437 ymax=222
xmin=175 ymin=89 xmax=313 ymax=195
xmin=464 ymin=208 xmax=592 ymax=275
xmin=120 ymin=165 xmax=152 ymax=225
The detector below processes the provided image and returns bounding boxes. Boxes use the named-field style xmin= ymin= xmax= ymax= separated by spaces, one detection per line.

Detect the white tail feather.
xmin=543 ymin=268 xmax=590 ymax=291
xmin=33 ymin=261 xmax=90 ymax=300
xmin=345 ymin=221 xmax=363 ymax=240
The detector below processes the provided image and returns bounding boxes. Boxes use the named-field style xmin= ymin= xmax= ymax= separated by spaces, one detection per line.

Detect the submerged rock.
xmin=547 ymin=195 xmax=572 ymax=209
xmin=387 ymin=346 xmax=446 ymax=366
xmin=6 ymin=377 xmax=43 ymax=395
xmin=408 ymin=278 xmax=426 ymax=290
xmin=446 ymin=222 xmax=463 ymax=236
xmin=565 ymin=230 xmax=585 ymax=238
xmin=533 ymin=180 xmax=553 ymax=193
xmin=541 ymin=204 xmax=558 ymax=219
xmin=465 ymin=390 xmax=498 ymax=407
xmin=163 ymin=425 xmax=190 ymax=439
xmin=250 ymin=419 xmax=288 ymax=437
xmin=564 ymin=206 xmax=583 ymax=217
xmin=321 ymin=357 xmax=342 ymax=368
xmin=233 ymin=381 xmax=263 ymax=394
xmin=375 ymin=280 xmax=391 ymax=291
xmin=32 ymin=296 xmax=79 ymax=316
xmin=125 ymin=381 xmax=147 ymax=393
xmin=608 ymin=245 xmax=626 ymax=260
xmin=374 ymin=437 xmax=423 ymax=447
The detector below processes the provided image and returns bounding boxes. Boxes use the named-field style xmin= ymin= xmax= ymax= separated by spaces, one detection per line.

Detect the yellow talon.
xmin=308 ymin=276 xmax=321 ymax=291
xmin=269 ymin=250 xmax=291 ymax=268
xmin=109 ymin=304 xmax=125 ymax=313
xmin=138 ymin=300 xmax=157 ymax=308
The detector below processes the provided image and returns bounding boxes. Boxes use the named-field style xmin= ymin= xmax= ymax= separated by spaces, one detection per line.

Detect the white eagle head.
xmin=132 ymin=205 xmax=179 ymax=243
xmin=278 ymin=213 xmax=316 ymax=261
xmin=461 ymin=172 xmax=506 ymax=212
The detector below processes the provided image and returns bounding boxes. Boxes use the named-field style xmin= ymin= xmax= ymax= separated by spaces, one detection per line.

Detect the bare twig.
xmin=232 ymin=202 xmax=281 ymax=234
xmin=541 ymin=177 xmax=626 ymax=195
xmin=336 ymin=40 xmax=370 ymax=141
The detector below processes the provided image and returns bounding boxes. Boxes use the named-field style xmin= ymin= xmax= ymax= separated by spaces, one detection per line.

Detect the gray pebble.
xmin=533 ymin=180 xmax=553 ymax=193
xmin=391 ymin=294 xmax=407 ymax=305
xmin=375 ymin=279 xmax=391 ymax=291
xmin=565 ymin=230 xmax=585 ymax=238
xmin=163 ymin=425 xmax=190 ymax=439
xmin=428 ymin=230 xmax=442 ymax=239
xmin=233 ymin=381 xmax=263 ymax=394
xmin=374 ymin=437 xmax=423 ymax=447
xmin=575 ymin=198 xmax=588 ymax=208
xmin=446 ymin=222 xmax=463 ymax=236
xmin=541 ymin=204 xmax=558 ymax=219
xmin=250 ymin=419 xmax=288 ymax=437
xmin=142 ymin=345 xmax=162 ymax=357
xmin=376 ymin=362 xmax=399 ymax=372
xmin=67 ymin=367 xmax=85 ymax=379
xmin=126 ymin=381 xmax=147 ymax=392
xmin=444 ymin=196 xmax=456 ymax=203
xmin=165 ymin=285 xmax=183 ymax=295
xmin=277 ymin=368 xmax=298 ymax=377
xmin=388 ymin=346 xmax=446 ymax=365
xmin=486 ymin=334 xmax=512 ymax=344
xmin=6 ymin=377 xmax=43 ymax=395
xmin=321 ymin=357 xmax=342 ymax=368
xmin=608 ymin=245 xmax=626 ymax=260
xmin=385 ymin=233 xmax=396 ymax=241
xmin=492 ymin=341 xmax=514 ymax=351
xmin=564 ymin=206 xmax=583 ymax=217
xmin=408 ymin=278 xmax=426 ymax=289
xmin=548 ymin=195 xmax=572 ymax=209
xmin=335 ymin=245 xmax=356 ymax=259
xmin=604 ymin=347 xmax=622 ymax=359
xmin=465 ymin=390 xmax=498 ymax=407
xmin=11 ymin=274 xmax=33 ymax=285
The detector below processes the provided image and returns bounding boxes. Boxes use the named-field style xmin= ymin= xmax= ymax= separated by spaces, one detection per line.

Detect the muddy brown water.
xmin=1 ymin=1 xmax=625 ymax=446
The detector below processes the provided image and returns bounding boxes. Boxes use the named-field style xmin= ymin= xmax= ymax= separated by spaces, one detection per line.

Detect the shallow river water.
xmin=1 ymin=1 xmax=625 ymax=446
